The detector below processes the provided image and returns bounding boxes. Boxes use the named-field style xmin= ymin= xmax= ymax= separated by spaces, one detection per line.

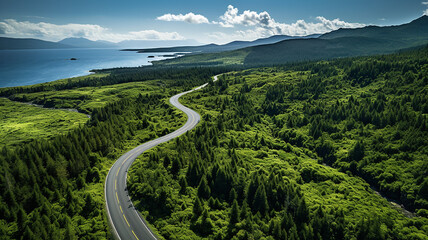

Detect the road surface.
xmin=105 ymin=76 xmax=218 ymax=240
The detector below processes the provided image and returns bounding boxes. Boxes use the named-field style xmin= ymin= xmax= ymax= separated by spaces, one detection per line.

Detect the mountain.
xmin=243 ymin=16 xmax=428 ymax=65
xmin=124 ymin=34 xmax=320 ymax=54
xmin=58 ymin=37 xmax=118 ymax=48
xmin=0 ymin=37 xmax=203 ymax=50
xmin=243 ymin=36 xmax=395 ymax=65
xmin=154 ymin=16 xmax=428 ymax=66
xmin=320 ymin=16 xmax=428 ymax=44
xmin=250 ymin=34 xmax=321 ymax=46
xmin=0 ymin=37 xmax=72 ymax=50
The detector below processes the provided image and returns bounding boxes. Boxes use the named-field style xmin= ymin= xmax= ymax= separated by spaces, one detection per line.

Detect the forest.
xmin=0 ymin=67 xmax=228 ymax=239
xmin=0 ymin=45 xmax=427 ymax=239
xmin=127 ymin=46 xmax=428 ymax=239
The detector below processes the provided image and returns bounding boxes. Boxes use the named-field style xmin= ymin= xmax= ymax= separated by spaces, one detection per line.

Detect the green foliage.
xmin=2 ymin=44 xmax=428 ymax=239
xmin=0 ymin=66 xmax=218 ymax=239
xmin=0 ymin=98 xmax=88 ymax=147
xmin=128 ymin=47 xmax=428 ymax=239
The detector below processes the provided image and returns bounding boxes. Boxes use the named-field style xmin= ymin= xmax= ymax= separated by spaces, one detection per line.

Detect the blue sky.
xmin=0 ymin=0 xmax=427 ymax=44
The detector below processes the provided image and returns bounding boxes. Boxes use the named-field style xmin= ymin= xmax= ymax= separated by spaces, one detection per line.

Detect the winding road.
xmin=105 ymin=76 xmax=217 ymax=240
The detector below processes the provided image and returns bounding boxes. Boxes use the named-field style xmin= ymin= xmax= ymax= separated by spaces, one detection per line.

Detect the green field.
xmin=0 ymin=97 xmax=89 ymax=148
xmin=8 ymin=80 xmax=162 ymax=113
xmin=0 ymin=74 xmax=167 ymax=149
xmin=153 ymin=49 xmax=249 ymax=66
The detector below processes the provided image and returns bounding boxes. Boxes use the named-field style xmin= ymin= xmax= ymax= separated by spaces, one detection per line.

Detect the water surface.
xmin=0 ymin=48 xmax=169 ymax=88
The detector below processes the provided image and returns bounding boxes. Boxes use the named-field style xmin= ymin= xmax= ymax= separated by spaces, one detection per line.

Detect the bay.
xmin=0 ymin=48 xmax=170 ymax=88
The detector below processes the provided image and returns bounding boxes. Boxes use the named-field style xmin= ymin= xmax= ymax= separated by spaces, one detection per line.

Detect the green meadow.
xmin=0 ymin=97 xmax=88 ymax=148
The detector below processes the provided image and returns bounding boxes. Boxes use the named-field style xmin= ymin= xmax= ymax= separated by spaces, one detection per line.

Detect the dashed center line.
xmin=132 ymin=230 xmax=140 ymax=240
xmin=107 ymin=78 xmax=217 ymax=240
xmin=123 ymin=214 xmax=130 ymax=226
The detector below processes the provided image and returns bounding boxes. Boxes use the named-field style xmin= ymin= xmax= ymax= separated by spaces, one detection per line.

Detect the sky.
xmin=0 ymin=0 xmax=427 ymax=44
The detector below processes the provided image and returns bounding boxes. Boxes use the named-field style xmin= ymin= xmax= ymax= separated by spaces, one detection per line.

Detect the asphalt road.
xmin=105 ymin=76 xmax=218 ymax=240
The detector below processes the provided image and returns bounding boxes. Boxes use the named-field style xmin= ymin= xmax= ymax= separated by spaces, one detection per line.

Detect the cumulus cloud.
xmin=217 ymin=5 xmax=271 ymax=28
xmin=423 ymin=2 xmax=428 ymax=15
xmin=157 ymin=13 xmax=209 ymax=24
xmin=0 ymin=19 xmax=184 ymax=42
xmin=215 ymin=5 xmax=365 ymax=37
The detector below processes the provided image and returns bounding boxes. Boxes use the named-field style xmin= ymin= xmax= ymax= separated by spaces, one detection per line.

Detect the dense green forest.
xmin=0 ymin=67 xmax=232 ymax=239
xmin=127 ymin=47 xmax=428 ymax=239
xmin=1 ymin=44 xmax=427 ymax=239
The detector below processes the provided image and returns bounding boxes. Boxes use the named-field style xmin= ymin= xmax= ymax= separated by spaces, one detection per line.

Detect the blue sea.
xmin=0 ymin=48 xmax=171 ymax=88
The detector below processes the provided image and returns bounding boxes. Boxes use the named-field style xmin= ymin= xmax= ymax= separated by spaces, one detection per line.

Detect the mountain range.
xmin=0 ymin=35 xmax=319 ymax=51
xmin=0 ymin=37 xmax=72 ymax=50
xmin=57 ymin=38 xmax=118 ymax=48
xmin=154 ymin=15 xmax=428 ymax=66
xmin=123 ymin=34 xmax=321 ymax=53
xmin=0 ymin=37 xmax=201 ymax=50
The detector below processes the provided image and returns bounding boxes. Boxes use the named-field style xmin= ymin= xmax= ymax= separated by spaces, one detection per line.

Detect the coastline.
xmin=0 ymin=48 xmax=176 ymax=89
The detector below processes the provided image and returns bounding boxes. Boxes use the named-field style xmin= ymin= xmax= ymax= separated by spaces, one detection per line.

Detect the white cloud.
xmin=157 ymin=13 xmax=209 ymax=24
xmin=423 ymin=1 xmax=428 ymax=15
xmin=215 ymin=5 xmax=365 ymax=38
xmin=0 ymin=19 xmax=185 ymax=42
xmin=124 ymin=30 xmax=184 ymax=41
xmin=218 ymin=5 xmax=271 ymax=28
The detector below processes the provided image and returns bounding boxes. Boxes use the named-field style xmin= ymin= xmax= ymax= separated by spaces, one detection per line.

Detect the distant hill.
xmin=243 ymin=16 xmax=428 ymax=65
xmin=243 ymin=36 xmax=395 ymax=65
xmin=320 ymin=16 xmax=428 ymax=44
xmin=0 ymin=37 xmax=72 ymax=50
xmin=58 ymin=37 xmax=118 ymax=48
xmin=249 ymin=34 xmax=321 ymax=46
xmin=0 ymin=37 xmax=201 ymax=50
xmin=124 ymin=34 xmax=320 ymax=53
xmin=154 ymin=16 xmax=428 ymax=66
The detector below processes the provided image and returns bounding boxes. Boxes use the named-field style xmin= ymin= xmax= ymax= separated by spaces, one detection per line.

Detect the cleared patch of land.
xmin=0 ymin=97 xmax=88 ymax=147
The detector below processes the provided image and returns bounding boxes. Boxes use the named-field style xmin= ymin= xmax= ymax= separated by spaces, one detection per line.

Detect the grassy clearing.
xmin=8 ymin=80 xmax=161 ymax=113
xmin=153 ymin=49 xmax=249 ymax=66
xmin=0 ymin=97 xmax=88 ymax=148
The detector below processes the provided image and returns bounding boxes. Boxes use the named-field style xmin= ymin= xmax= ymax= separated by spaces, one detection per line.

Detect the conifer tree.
xmin=197 ymin=176 xmax=211 ymax=199
xmin=230 ymin=199 xmax=240 ymax=225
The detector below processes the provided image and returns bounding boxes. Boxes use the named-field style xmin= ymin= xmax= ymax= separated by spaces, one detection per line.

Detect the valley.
xmin=0 ymin=7 xmax=427 ymax=240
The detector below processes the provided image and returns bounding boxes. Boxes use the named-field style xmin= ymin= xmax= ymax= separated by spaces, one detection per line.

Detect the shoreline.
xmin=0 ymin=48 xmax=177 ymax=89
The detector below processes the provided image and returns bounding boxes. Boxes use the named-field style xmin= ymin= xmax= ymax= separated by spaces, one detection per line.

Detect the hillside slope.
xmin=58 ymin=38 xmax=117 ymax=48
xmin=154 ymin=16 xmax=428 ymax=66
xmin=125 ymin=34 xmax=320 ymax=54
xmin=0 ymin=37 xmax=72 ymax=50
